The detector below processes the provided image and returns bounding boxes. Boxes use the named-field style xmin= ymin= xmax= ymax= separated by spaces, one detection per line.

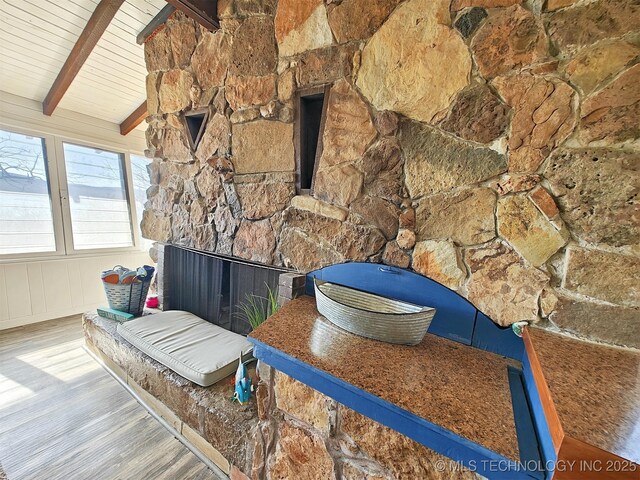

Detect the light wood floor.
xmin=0 ymin=316 xmax=220 ymax=480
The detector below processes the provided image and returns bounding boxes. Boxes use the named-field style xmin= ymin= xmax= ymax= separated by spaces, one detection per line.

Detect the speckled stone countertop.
xmin=250 ymin=296 xmax=521 ymax=461
xmin=528 ymin=327 xmax=640 ymax=464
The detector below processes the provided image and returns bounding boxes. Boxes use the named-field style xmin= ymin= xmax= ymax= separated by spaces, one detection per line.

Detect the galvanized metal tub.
xmin=313 ymin=278 xmax=436 ymax=345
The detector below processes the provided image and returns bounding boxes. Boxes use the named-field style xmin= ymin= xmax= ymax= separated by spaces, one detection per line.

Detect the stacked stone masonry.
xmin=141 ymin=3 xmax=639 ymax=351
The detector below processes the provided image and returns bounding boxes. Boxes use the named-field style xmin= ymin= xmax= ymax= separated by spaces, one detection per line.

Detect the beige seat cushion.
xmin=117 ymin=310 xmax=253 ymax=387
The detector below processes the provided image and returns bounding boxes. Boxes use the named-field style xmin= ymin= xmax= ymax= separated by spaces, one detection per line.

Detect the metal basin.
xmin=313 ymin=278 xmax=436 ymax=346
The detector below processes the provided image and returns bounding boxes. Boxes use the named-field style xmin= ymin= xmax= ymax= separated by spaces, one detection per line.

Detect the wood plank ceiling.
xmin=0 ymin=0 xmax=167 ymax=131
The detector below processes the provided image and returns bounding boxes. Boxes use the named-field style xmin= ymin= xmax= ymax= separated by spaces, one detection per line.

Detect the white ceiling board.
xmin=0 ymin=0 xmax=166 ymax=128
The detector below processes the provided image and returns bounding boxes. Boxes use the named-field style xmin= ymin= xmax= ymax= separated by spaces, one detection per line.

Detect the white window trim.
xmin=0 ymin=122 xmax=148 ymax=264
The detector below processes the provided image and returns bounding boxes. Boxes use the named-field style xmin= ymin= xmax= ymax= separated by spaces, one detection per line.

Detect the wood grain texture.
xmin=0 ymin=316 xmax=219 ymax=480
xmin=554 ymin=437 xmax=640 ymax=480
xmin=165 ymin=0 xmax=219 ymax=30
xmin=120 ymin=101 xmax=148 ymax=135
xmin=42 ymin=0 xmax=125 ymax=116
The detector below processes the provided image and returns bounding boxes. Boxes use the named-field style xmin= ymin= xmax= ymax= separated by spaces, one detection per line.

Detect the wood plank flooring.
xmin=0 ymin=316 xmax=220 ymax=480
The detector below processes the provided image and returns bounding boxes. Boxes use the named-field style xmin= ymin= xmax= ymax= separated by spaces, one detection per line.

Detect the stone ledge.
xmin=82 ymin=312 xmax=258 ymax=476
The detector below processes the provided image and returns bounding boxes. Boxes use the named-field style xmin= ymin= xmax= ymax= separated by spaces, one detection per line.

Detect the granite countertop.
xmin=250 ymin=296 xmax=521 ymax=461
xmin=528 ymin=327 xmax=640 ymax=464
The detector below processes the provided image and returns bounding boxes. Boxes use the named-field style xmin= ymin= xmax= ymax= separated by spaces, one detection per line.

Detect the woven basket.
xmin=103 ymin=280 xmax=151 ymax=316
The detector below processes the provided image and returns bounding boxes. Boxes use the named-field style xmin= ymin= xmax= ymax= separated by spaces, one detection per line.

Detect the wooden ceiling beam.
xmin=120 ymin=101 xmax=148 ymax=136
xmin=137 ymin=4 xmax=176 ymax=45
xmin=165 ymin=0 xmax=219 ymax=31
xmin=42 ymin=0 xmax=125 ymax=116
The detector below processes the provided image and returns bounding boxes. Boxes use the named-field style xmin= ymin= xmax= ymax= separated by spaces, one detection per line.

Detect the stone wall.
xmin=253 ymin=365 xmax=481 ymax=479
xmin=141 ymin=0 xmax=639 ymax=349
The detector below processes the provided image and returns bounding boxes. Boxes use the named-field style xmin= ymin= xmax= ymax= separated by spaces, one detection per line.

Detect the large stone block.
xmin=233 ymin=219 xmax=276 ymax=264
xmin=146 ymin=72 xmax=162 ymax=115
xmin=268 ymin=422 xmax=335 ymax=479
xmin=278 ymin=227 xmax=343 ymax=271
xmin=546 ymin=0 xmax=640 ymax=53
xmin=158 ymin=69 xmax=193 ymax=113
xmin=231 ymin=121 xmax=295 ymax=174
xmin=564 ymin=248 xmax=640 ymax=307
xmin=340 ymin=407 xmax=480 ymax=479
xmin=236 ymin=181 xmax=295 ymax=220
xmin=493 ymin=73 xmax=576 ymax=173
xmin=497 ymin=194 xmax=568 ymax=267
xmin=274 ymin=372 xmax=332 ymax=432
xmin=141 ymin=210 xmax=171 ymax=242
xmin=400 ymin=122 xmax=506 ymax=198
xmin=547 ymin=292 xmax=640 ymax=349
xmin=440 ymin=83 xmax=510 ymax=144
xmin=467 ymin=241 xmax=548 ymax=325
xmin=295 ymin=44 xmax=358 ymax=88
xmin=191 ymin=31 xmax=231 ymax=90
xmin=195 ymin=113 xmax=231 ymax=163
xmin=412 ymin=240 xmax=466 ymax=289
xmin=358 ymin=139 xmax=403 ymax=203
xmin=313 ymin=164 xmax=364 ymax=207
xmin=144 ymin=27 xmax=172 ymax=72
xmin=416 ymin=188 xmax=497 ymax=246
xmin=290 ymin=195 xmax=348 ymax=221
xmin=167 ymin=19 xmax=197 ymax=67
xmin=544 ymin=148 xmax=640 ymax=252
xmin=471 ymin=5 xmax=547 ymax=79
xmin=327 ymin=0 xmax=402 ymax=43
xmin=225 ymin=74 xmax=277 ymax=111
xmin=318 ymin=79 xmax=377 ymax=169
xmin=350 ymin=195 xmax=400 ymax=240
xmin=275 ymin=0 xmax=333 ymax=57
xmin=356 ymin=0 xmax=471 ymax=123
xmin=579 ymin=64 xmax=640 ymax=145
xmin=230 ymin=16 xmax=277 ymax=76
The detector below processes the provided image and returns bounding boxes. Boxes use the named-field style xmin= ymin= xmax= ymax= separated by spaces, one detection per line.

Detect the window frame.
xmin=0 ymin=122 xmax=147 ymax=263
xmin=294 ymin=84 xmax=331 ymax=196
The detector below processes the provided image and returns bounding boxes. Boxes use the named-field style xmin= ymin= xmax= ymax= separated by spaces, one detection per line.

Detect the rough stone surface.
xmin=146 ymin=72 xmax=161 ymax=115
xmin=467 ymin=242 xmax=549 ymax=325
xmin=159 ymin=69 xmax=193 ymax=113
xmin=374 ymin=110 xmax=398 ymax=137
xmin=141 ymin=210 xmax=171 ymax=242
xmin=168 ymin=20 xmax=197 ymax=67
xmin=275 ymin=0 xmax=333 ymax=57
xmin=396 ymin=229 xmax=416 ymax=249
xmin=546 ymin=0 xmax=640 ymax=53
xmin=493 ymin=73 xmax=576 ymax=173
xmin=471 ymin=5 xmax=547 ymax=79
xmin=233 ymin=220 xmax=276 ymax=264
xmin=269 ymin=422 xmax=335 ymax=480
xmin=290 ymin=195 xmax=348 ymax=221
xmin=284 ymin=208 xmax=386 ymax=262
xmin=340 ymin=407 xmax=479 ymax=479
xmin=313 ymin=164 xmax=364 ymax=207
xmin=454 ymin=7 xmax=488 ymax=38
xmin=494 ymin=174 xmax=541 ymax=195
xmin=564 ymin=248 xmax=640 ymax=307
xmin=232 ymin=121 xmax=295 ymax=174
xmin=382 ymin=241 xmax=410 ymax=268
xmin=145 ymin=27 xmax=172 ymax=72
xmin=412 ymin=240 xmax=466 ymax=289
xmin=230 ymin=16 xmax=277 ymax=76
xmin=400 ymin=122 xmax=507 ymax=198
xmin=440 ymin=83 xmax=510 ymax=144
xmin=528 ymin=186 xmax=560 ymax=221
xmin=548 ymin=292 xmax=640 ymax=349
xmin=236 ymin=181 xmax=294 ymax=220
xmin=497 ymin=194 xmax=567 ymax=267
xmin=225 ymin=74 xmax=276 ymax=111
xmin=545 ymin=148 xmax=640 ymax=251
xmin=416 ymin=188 xmax=497 ymax=245
xmin=327 ymin=0 xmax=402 ymax=43
xmin=278 ymin=227 xmax=343 ymax=271
xmin=579 ymin=64 xmax=640 ymax=145
xmin=563 ymin=40 xmax=640 ymax=95
xmin=295 ymin=44 xmax=357 ymax=88
xmin=358 ymin=139 xmax=403 ymax=203
xmin=356 ymin=0 xmax=471 ymax=123
xmin=274 ymin=372 xmax=331 ymax=432
xmin=545 ymin=0 xmax=576 ymax=10
xmin=161 ymin=129 xmax=192 ymax=163
xmin=350 ymin=196 xmax=400 ymax=240
xmin=453 ymin=0 xmax=521 ymax=9
xmin=191 ymin=31 xmax=231 ymax=90
xmin=318 ymin=79 xmax=377 ymax=168
xmin=195 ymin=113 xmax=231 ymax=163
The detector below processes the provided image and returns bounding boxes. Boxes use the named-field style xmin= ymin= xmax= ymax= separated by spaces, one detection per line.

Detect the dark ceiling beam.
xmin=42 ymin=0 xmax=125 ymax=116
xmin=165 ymin=0 xmax=219 ymax=30
xmin=120 ymin=101 xmax=148 ymax=136
xmin=137 ymin=4 xmax=176 ymax=44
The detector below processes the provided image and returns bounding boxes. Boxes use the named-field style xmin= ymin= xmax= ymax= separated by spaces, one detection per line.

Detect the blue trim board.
xmin=251 ymin=339 xmax=539 ymax=480
xmin=521 ymin=354 xmax=557 ymax=480
xmin=473 ymin=312 xmax=524 ymax=360
xmin=508 ymin=366 xmax=545 ymax=480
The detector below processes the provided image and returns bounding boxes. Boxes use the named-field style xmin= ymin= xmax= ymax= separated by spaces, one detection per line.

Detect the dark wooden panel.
xmin=120 ymin=101 xmax=148 ymax=135
xmin=554 ymin=437 xmax=640 ymax=480
xmin=166 ymin=0 xmax=219 ymax=30
xmin=42 ymin=0 xmax=125 ymax=116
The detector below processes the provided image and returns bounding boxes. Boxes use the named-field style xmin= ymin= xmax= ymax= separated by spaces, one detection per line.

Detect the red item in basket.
xmin=146 ymin=296 xmax=159 ymax=308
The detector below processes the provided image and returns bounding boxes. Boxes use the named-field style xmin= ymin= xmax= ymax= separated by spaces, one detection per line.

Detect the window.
xmin=295 ymin=86 xmax=329 ymax=194
xmin=0 ymin=129 xmax=56 ymax=255
xmin=62 ymin=143 xmax=133 ymax=250
xmin=0 ymin=125 xmax=148 ymax=259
